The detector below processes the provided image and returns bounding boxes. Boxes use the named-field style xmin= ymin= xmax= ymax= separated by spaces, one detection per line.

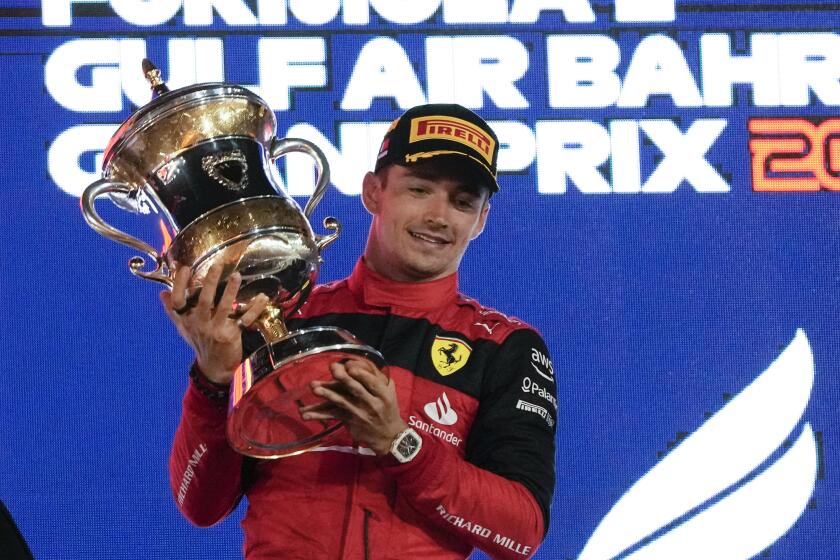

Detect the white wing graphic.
xmin=579 ymin=329 xmax=816 ymax=560
xmin=626 ymin=424 xmax=817 ymax=559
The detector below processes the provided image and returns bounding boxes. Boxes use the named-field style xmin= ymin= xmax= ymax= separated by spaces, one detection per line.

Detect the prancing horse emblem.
xmin=431 ymin=335 xmax=472 ymax=376
xmin=439 ymin=344 xmax=461 ymax=367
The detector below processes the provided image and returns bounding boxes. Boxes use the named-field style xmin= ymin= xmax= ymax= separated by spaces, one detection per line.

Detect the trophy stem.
xmin=255 ymin=306 xmax=288 ymax=345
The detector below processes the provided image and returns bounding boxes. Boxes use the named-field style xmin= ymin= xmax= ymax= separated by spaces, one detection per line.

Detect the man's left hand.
xmin=299 ymin=359 xmax=407 ymax=456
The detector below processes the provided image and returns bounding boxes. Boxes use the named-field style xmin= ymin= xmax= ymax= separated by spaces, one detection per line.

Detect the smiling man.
xmin=166 ymin=104 xmax=557 ymax=559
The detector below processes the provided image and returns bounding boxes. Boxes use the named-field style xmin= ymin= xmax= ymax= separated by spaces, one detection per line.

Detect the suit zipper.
xmin=363 ymin=508 xmax=373 ymax=560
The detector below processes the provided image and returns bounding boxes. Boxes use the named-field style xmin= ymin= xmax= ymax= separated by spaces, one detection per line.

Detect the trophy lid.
xmin=102 ymin=61 xmax=276 ymax=186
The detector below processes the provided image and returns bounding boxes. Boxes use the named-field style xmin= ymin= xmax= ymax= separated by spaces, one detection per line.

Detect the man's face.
xmin=362 ymin=163 xmax=490 ymax=282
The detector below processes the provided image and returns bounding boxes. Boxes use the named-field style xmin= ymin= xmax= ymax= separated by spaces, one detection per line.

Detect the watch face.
xmin=397 ymin=433 xmax=419 ymax=458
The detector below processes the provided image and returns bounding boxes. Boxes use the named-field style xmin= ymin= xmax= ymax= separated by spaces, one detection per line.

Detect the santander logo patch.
xmin=424 ymin=392 xmax=459 ymax=426
xmin=579 ymin=329 xmax=818 ymax=559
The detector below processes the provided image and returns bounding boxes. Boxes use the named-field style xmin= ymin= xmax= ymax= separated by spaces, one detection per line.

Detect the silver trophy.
xmin=81 ymin=61 xmax=385 ymax=458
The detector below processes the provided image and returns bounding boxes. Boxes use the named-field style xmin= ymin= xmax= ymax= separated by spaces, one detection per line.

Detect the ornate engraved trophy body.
xmin=81 ymin=62 xmax=384 ymax=458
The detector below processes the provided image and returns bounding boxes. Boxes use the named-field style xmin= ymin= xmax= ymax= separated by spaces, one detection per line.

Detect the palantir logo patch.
xmin=579 ymin=329 xmax=818 ymax=559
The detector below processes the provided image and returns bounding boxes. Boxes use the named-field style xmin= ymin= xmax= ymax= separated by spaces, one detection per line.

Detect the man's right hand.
xmin=159 ymin=262 xmax=270 ymax=384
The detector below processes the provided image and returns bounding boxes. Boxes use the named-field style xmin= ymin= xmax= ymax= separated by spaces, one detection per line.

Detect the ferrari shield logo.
xmin=431 ymin=336 xmax=472 ymax=376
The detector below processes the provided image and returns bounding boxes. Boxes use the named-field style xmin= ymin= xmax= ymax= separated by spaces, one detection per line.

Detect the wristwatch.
xmin=389 ymin=427 xmax=422 ymax=463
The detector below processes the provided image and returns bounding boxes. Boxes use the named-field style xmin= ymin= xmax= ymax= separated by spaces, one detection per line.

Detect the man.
xmin=164 ymin=104 xmax=557 ymax=559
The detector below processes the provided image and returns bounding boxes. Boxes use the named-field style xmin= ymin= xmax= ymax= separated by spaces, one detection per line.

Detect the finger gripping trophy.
xmin=81 ymin=60 xmax=385 ymax=458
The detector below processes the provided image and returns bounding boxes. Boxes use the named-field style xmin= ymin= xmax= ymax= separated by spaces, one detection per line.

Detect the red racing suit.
xmin=170 ymin=260 xmax=557 ymax=559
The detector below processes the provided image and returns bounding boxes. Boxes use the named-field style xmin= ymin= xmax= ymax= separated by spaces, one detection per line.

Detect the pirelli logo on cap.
xmin=409 ymin=116 xmax=495 ymax=165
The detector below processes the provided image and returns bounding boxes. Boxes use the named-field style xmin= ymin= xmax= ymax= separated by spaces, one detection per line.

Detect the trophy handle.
xmin=81 ymin=179 xmax=172 ymax=287
xmin=269 ymin=137 xmax=331 ymax=220
xmin=315 ymin=216 xmax=341 ymax=251
xmin=269 ymin=137 xmax=342 ymax=252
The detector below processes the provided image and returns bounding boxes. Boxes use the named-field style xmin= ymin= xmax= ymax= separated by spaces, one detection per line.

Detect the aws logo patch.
xmin=431 ymin=335 xmax=472 ymax=376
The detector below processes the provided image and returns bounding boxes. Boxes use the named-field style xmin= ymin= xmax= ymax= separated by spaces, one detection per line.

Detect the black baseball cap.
xmin=374 ymin=104 xmax=500 ymax=193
